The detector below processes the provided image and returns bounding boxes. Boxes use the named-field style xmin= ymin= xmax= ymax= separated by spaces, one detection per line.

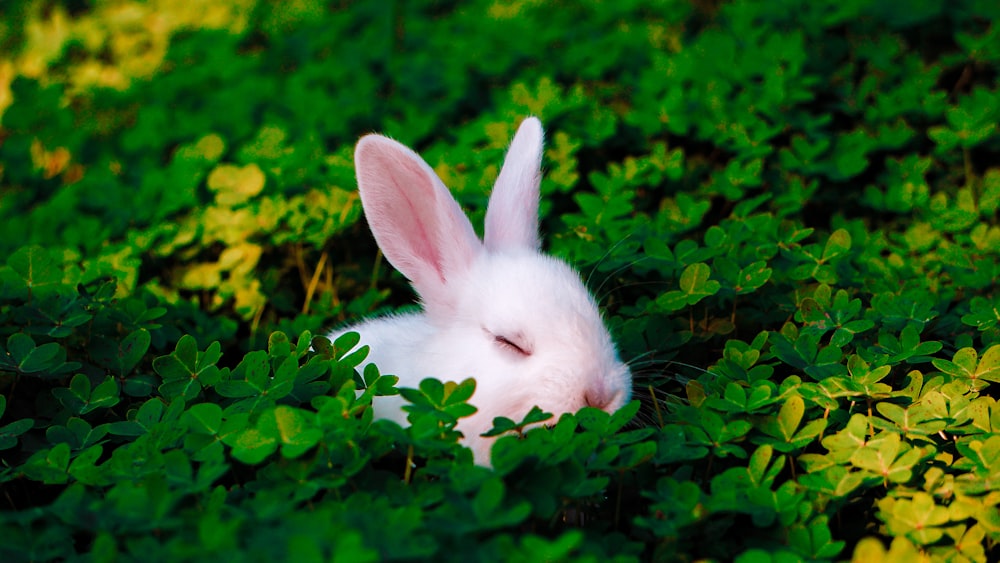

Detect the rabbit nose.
xmin=584 ymin=388 xmax=614 ymax=410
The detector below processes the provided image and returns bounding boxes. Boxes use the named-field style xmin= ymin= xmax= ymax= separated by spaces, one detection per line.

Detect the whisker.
xmin=592 ymin=256 xmax=653 ymax=305
xmin=633 ymin=378 xmax=683 ymax=397
xmin=662 ymin=360 xmax=713 ymax=376
xmin=618 ymin=337 xmax=719 ymax=431
xmin=628 ymin=357 xmax=709 ymax=380
xmin=627 ymin=384 xmax=685 ymax=429
xmin=599 ymin=279 xmax=679 ymax=309
xmin=624 ymin=348 xmax=661 ymax=366
xmin=584 ymin=233 xmax=636 ymax=289
xmin=647 ymin=385 xmax=666 ymax=427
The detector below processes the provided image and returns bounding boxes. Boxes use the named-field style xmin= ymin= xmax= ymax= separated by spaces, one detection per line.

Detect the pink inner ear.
xmin=355 ymin=135 xmax=481 ymax=316
xmin=366 ymin=154 xmax=448 ymax=284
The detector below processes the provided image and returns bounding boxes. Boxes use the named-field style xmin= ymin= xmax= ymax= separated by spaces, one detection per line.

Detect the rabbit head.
xmin=348 ymin=117 xmax=632 ymax=464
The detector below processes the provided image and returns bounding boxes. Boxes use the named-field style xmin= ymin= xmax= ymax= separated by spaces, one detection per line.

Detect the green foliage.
xmin=2 ymin=0 xmax=1000 ymax=560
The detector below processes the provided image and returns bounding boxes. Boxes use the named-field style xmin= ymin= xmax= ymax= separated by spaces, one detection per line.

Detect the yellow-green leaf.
xmin=207 ymin=163 xmax=266 ymax=206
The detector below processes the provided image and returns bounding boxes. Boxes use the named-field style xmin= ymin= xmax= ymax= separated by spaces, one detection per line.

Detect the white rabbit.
xmin=330 ymin=117 xmax=632 ymax=465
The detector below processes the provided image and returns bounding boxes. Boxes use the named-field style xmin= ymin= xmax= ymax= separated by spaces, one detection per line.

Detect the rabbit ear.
xmin=355 ymin=134 xmax=481 ymax=315
xmin=484 ymin=117 xmax=544 ymax=252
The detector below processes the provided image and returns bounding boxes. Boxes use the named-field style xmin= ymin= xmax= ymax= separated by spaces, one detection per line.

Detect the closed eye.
xmin=490 ymin=331 xmax=532 ymax=356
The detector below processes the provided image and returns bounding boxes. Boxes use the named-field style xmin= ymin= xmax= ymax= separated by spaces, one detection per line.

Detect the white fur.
xmin=330 ymin=118 xmax=632 ymax=465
